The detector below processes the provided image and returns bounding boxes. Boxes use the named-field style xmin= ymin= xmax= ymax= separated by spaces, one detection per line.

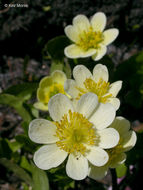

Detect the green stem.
xmin=111 ymin=169 xmax=119 ymax=190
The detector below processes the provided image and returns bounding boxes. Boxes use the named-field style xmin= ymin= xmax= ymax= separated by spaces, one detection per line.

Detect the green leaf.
xmin=22 ymin=183 xmax=30 ymax=190
xmin=20 ymin=156 xmax=32 ymax=172
xmin=0 ymin=158 xmax=33 ymax=186
xmin=0 ymin=93 xmax=32 ymax=122
xmin=116 ymin=163 xmax=127 ymax=178
xmin=114 ymin=51 xmax=143 ymax=108
xmin=15 ymin=135 xmax=37 ymax=153
xmin=44 ymin=35 xmax=70 ymax=61
xmin=64 ymin=61 xmax=71 ymax=79
xmin=31 ymin=163 xmax=49 ymax=190
xmin=0 ymin=138 xmax=12 ymax=159
xmin=50 ymin=61 xmax=64 ymax=74
xmin=6 ymin=139 xmax=22 ymax=153
xmin=4 ymin=83 xmax=38 ymax=101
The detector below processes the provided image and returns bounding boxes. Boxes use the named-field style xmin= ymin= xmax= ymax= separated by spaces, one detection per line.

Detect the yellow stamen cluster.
xmin=55 ymin=110 xmax=97 ymax=155
xmin=44 ymin=83 xmax=65 ymax=103
xmin=77 ymin=27 xmax=104 ymax=51
xmin=76 ymin=78 xmax=112 ymax=103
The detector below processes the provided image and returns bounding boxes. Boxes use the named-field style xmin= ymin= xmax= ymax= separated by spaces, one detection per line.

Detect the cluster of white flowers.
xmin=29 ymin=12 xmax=137 ymax=181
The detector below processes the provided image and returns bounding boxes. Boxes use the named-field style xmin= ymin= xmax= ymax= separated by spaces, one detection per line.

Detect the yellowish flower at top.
xmin=64 ymin=64 xmax=122 ymax=110
xmin=34 ymin=70 xmax=67 ymax=111
xmin=29 ymin=93 xmax=119 ymax=180
xmin=88 ymin=117 xmax=137 ymax=180
xmin=64 ymin=12 xmax=119 ymax=61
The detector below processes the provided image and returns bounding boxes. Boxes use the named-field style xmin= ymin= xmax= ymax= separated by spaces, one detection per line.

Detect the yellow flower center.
xmin=55 ymin=110 xmax=98 ymax=155
xmin=77 ymin=27 xmax=104 ymax=51
xmin=76 ymin=78 xmax=112 ymax=103
xmin=44 ymin=83 xmax=65 ymax=103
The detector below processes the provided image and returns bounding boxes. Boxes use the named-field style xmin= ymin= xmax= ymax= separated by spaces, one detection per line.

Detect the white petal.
xmin=107 ymin=98 xmax=120 ymax=111
xmin=34 ymin=144 xmax=68 ymax=170
xmin=65 ymin=44 xmax=97 ymax=59
xmin=109 ymin=153 xmax=127 ymax=168
xmin=86 ymin=146 xmax=109 ymax=166
xmin=88 ymin=163 xmax=108 ymax=180
xmin=92 ymin=46 xmax=107 ymax=61
xmin=93 ymin=64 xmax=109 ymax=82
xmin=73 ymin=65 xmax=92 ymax=88
xmin=64 ymin=44 xmax=84 ymax=58
xmin=76 ymin=93 xmax=98 ymax=118
xmin=48 ymin=94 xmax=74 ymax=121
xmin=64 ymin=25 xmax=80 ymax=43
xmin=51 ymin=70 xmax=67 ymax=84
xmin=33 ymin=102 xmax=48 ymax=111
xmin=122 ymin=131 xmax=137 ymax=152
xmin=73 ymin=14 xmax=90 ymax=33
xmin=109 ymin=81 xmax=122 ymax=97
xmin=103 ymin=29 xmax=119 ymax=45
xmin=98 ymin=128 xmax=119 ymax=149
xmin=79 ymin=48 xmax=97 ymax=58
xmin=90 ymin=12 xmax=106 ymax=32
xmin=89 ymin=103 xmax=116 ymax=130
xmin=66 ymin=154 xmax=88 ymax=180
xmin=29 ymin=119 xmax=58 ymax=144
xmin=109 ymin=117 xmax=130 ymax=135
xmin=64 ymin=79 xmax=79 ymax=98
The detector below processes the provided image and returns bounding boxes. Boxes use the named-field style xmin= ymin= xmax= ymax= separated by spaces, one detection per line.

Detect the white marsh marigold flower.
xmin=88 ymin=117 xmax=137 ymax=180
xmin=34 ymin=70 xmax=67 ymax=111
xmin=64 ymin=64 xmax=122 ymax=110
xmin=64 ymin=12 xmax=119 ymax=61
xmin=29 ymin=93 xmax=119 ymax=180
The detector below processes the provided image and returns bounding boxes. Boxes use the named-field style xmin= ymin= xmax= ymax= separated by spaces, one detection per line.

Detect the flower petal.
xmin=103 ymin=29 xmax=119 ymax=45
xmin=66 ymin=154 xmax=88 ymax=180
xmin=64 ymin=25 xmax=80 ymax=43
xmin=76 ymin=93 xmax=98 ymax=118
xmin=33 ymin=102 xmax=48 ymax=111
xmin=107 ymin=98 xmax=120 ymax=111
xmin=86 ymin=146 xmax=109 ymax=166
xmin=109 ymin=81 xmax=122 ymax=97
xmin=109 ymin=117 xmax=130 ymax=135
xmin=89 ymin=103 xmax=116 ymax=130
xmin=64 ymin=44 xmax=84 ymax=58
xmin=39 ymin=76 xmax=52 ymax=88
xmin=51 ymin=70 xmax=67 ymax=84
xmin=34 ymin=144 xmax=68 ymax=170
xmin=93 ymin=64 xmax=109 ymax=82
xmin=73 ymin=65 xmax=92 ymax=88
xmin=88 ymin=163 xmax=108 ymax=180
xmin=122 ymin=131 xmax=137 ymax=152
xmin=109 ymin=153 xmax=127 ymax=168
xmin=73 ymin=14 xmax=90 ymax=33
xmin=29 ymin=119 xmax=58 ymax=144
xmin=80 ymin=48 xmax=97 ymax=58
xmin=37 ymin=88 xmax=46 ymax=103
xmin=64 ymin=45 xmax=96 ymax=59
xmin=64 ymin=79 xmax=79 ymax=98
xmin=90 ymin=12 xmax=106 ymax=32
xmin=98 ymin=128 xmax=119 ymax=149
xmin=92 ymin=45 xmax=107 ymax=61
xmin=48 ymin=94 xmax=74 ymax=121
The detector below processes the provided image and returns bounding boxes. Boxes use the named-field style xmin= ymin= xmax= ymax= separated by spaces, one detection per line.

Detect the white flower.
xmin=88 ymin=117 xmax=137 ymax=180
xmin=64 ymin=64 xmax=122 ymax=110
xmin=29 ymin=93 xmax=119 ymax=180
xmin=34 ymin=70 xmax=67 ymax=111
xmin=64 ymin=12 xmax=119 ymax=61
